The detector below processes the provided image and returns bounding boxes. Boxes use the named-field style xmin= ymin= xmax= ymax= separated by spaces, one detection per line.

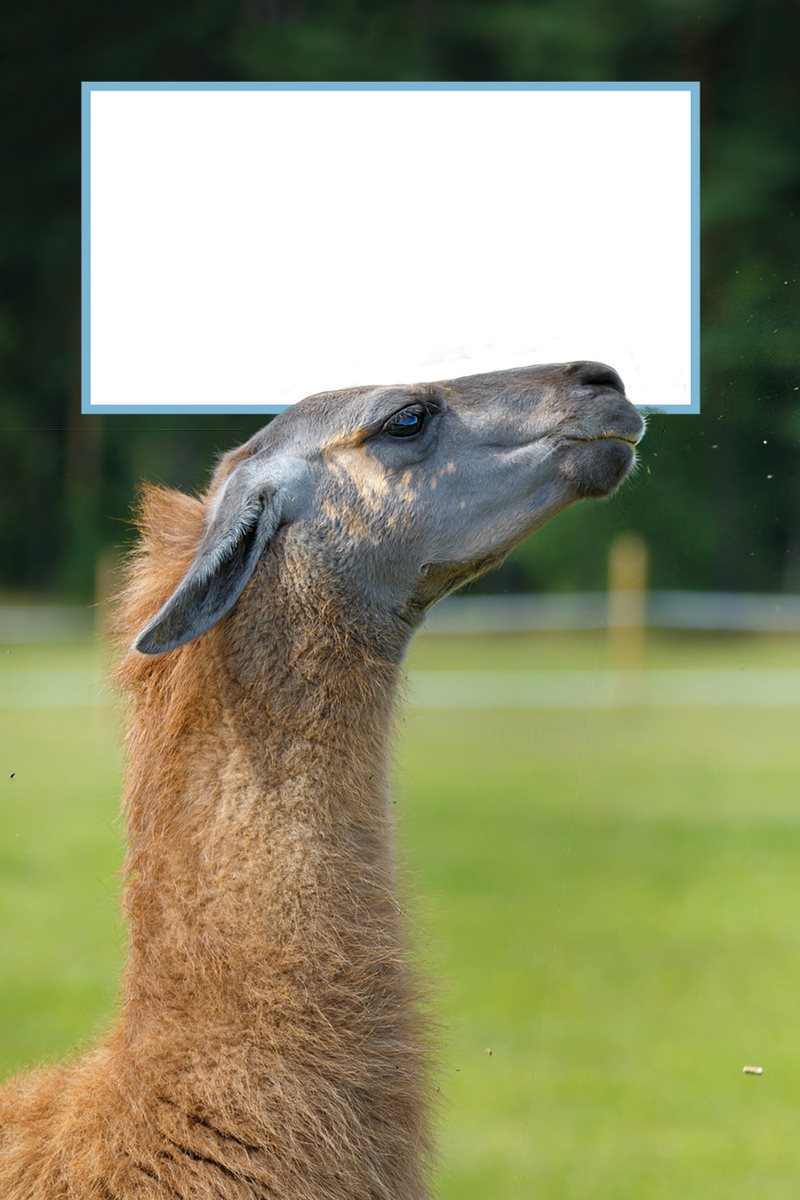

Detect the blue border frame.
xmin=81 ymin=81 xmax=700 ymax=416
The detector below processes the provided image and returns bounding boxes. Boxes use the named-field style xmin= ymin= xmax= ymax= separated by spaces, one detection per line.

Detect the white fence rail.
xmin=422 ymin=592 xmax=800 ymax=635
xmin=0 ymin=605 xmax=94 ymax=642
xmin=2 ymin=592 xmax=800 ymax=643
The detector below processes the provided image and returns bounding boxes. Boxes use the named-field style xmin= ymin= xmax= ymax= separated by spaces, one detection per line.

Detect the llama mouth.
xmin=566 ymin=431 xmax=643 ymax=448
xmin=561 ymin=398 xmax=646 ymax=450
xmin=561 ymin=434 xmax=639 ymax=499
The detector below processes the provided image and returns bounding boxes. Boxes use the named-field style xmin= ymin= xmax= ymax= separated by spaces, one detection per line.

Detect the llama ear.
xmin=134 ymin=470 xmax=282 ymax=655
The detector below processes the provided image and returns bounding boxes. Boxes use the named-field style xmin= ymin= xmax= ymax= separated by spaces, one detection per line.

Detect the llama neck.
xmin=119 ymin=590 xmax=412 ymax=1040
xmin=116 ymin=593 xmax=431 ymax=1194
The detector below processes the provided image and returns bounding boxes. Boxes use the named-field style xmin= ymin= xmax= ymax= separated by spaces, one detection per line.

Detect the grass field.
xmin=3 ymin=631 xmax=800 ymax=1197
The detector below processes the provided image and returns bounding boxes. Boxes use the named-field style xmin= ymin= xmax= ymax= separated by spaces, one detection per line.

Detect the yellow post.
xmin=608 ymin=532 xmax=648 ymax=706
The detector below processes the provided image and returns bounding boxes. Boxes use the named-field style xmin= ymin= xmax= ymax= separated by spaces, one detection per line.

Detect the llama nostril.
xmin=565 ymin=361 xmax=626 ymax=395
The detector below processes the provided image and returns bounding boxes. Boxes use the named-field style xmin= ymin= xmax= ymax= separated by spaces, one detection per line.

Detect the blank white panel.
xmin=88 ymin=88 xmax=693 ymax=411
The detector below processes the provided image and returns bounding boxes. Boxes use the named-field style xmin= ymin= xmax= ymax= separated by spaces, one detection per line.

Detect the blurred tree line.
xmin=1 ymin=0 xmax=797 ymax=600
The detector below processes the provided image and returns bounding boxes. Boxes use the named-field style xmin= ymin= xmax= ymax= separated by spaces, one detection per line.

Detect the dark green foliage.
xmin=1 ymin=1 xmax=797 ymax=596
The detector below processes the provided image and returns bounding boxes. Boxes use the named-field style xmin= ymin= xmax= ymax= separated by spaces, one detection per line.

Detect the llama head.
xmin=134 ymin=361 xmax=644 ymax=655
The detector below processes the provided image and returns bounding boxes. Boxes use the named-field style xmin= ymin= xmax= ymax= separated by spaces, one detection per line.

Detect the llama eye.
xmin=383 ymin=404 xmax=428 ymax=439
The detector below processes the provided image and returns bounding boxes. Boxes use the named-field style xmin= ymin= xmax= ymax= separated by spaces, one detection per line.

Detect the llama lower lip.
xmin=599 ymin=434 xmax=640 ymax=447
xmin=563 ymin=435 xmax=637 ymax=499
xmin=567 ymin=433 xmax=641 ymax=447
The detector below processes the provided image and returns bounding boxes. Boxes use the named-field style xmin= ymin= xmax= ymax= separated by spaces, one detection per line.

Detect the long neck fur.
xmin=110 ymin=486 xmax=432 ymax=1198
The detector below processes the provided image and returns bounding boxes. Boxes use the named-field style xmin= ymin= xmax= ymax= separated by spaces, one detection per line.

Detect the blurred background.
xmin=2 ymin=4 xmax=799 ymax=1198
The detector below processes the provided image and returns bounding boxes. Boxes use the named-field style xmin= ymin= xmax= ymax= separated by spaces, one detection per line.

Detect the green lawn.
xmin=3 ymin=633 xmax=800 ymax=1197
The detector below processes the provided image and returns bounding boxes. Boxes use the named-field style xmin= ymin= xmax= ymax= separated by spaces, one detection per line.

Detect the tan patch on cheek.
xmin=384 ymin=508 xmax=414 ymax=533
xmin=428 ymin=460 xmax=457 ymax=491
xmin=396 ymin=470 xmax=417 ymax=503
xmin=321 ymin=482 xmax=383 ymax=546
xmin=342 ymin=507 xmax=382 ymax=544
xmin=325 ymin=447 xmax=390 ymax=513
xmin=321 ymin=444 xmax=424 ymax=542
xmin=321 ymin=497 xmax=338 ymax=522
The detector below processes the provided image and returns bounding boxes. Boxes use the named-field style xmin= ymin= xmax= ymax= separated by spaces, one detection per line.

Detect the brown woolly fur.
xmin=0 ymin=484 xmax=435 ymax=1199
xmin=0 ymin=363 xmax=643 ymax=1198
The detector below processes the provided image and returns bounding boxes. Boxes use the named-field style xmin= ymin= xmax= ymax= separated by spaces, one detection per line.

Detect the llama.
xmin=0 ymin=361 xmax=643 ymax=1199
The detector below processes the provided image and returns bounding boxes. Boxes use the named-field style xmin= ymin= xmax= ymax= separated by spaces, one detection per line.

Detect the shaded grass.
xmin=2 ymin=633 xmax=800 ymax=1197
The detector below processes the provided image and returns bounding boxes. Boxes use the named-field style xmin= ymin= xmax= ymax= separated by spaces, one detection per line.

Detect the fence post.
xmin=608 ymin=532 xmax=648 ymax=706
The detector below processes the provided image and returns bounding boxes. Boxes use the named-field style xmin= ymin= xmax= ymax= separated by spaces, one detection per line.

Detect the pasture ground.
xmin=2 ymin=630 xmax=800 ymax=1198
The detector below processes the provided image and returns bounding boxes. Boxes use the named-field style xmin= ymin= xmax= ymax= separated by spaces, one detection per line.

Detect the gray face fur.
xmin=135 ymin=361 xmax=645 ymax=655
